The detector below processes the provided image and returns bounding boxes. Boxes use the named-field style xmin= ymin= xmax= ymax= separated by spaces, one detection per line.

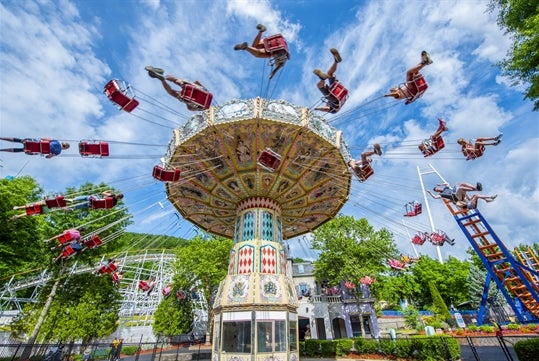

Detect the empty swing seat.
xmin=89 ymin=197 xmax=115 ymax=209
xmin=152 ymin=165 xmax=181 ymax=182
xmin=404 ymin=74 xmax=429 ymax=105
xmin=180 ymin=84 xmax=213 ymax=110
xmin=404 ymin=202 xmax=422 ymax=217
xmin=263 ymin=34 xmax=290 ymax=61
xmin=258 ymin=148 xmax=282 ymax=172
xmin=45 ymin=196 xmax=66 ymax=208
xmin=79 ymin=141 xmax=110 ymax=157
xmin=104 ymin=79 xmax=139 ymax=113
xmin=23 ymin=140 xmax=51 ymax=155
xmin=85 ymin=235 xmax=102 ymax=249
xmin=411 ymin=234 xmax=426 ymax=245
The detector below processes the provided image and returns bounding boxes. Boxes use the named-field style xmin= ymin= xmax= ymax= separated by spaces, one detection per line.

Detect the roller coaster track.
xmin=0 ymin=251 xmax=208 ymax=331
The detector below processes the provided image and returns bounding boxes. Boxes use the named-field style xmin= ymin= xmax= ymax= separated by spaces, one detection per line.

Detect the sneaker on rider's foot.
xmin=147 ymin=70 xmax=164 ymax=81
xmin=313 ymin=69 xmax=328 ymax=80
xmin=476 ymin=182 xmax=482 ymax=191
xmin=330 ymin=48 xmax=342 ymax=63
xmin=438 ymin=118 xmax=448 ymax=131
xmin=421 ymin=50 xmax=433 ymax=65
xmin=256 ymin=24 xmax=267 ymax=32
xmin=145 ymin=66 xmax=164 ymax=75
xmin=234 ymin=42 xmax=248 ymax=50
xmin=373 ymin=143 xmax=382 ymax=156
xmin=494 ymin=133 xmax=503 ymax=142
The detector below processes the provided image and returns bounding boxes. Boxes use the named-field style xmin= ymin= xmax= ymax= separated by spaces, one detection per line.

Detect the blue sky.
xmin=1 ymin=0 xmax=537 ymax=262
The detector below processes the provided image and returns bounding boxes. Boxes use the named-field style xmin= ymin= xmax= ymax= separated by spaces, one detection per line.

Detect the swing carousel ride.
xmin=1 ymin=20 xmax=538 ymax=354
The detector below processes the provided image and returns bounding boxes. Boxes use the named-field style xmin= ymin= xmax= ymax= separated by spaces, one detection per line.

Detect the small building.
xmin=289 ymin=261 xmax=379 ymax=340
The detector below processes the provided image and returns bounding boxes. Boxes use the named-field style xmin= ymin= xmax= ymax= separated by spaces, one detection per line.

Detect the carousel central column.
xmin=212 ymin=197 xmax=299 ymax=361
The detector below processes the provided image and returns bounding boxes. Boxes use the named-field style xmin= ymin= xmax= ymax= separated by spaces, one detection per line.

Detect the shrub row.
xmin=514 ymin=338 xmax=539 ymax=361
xmin=300 ymin=335 xmax=460 ymax=361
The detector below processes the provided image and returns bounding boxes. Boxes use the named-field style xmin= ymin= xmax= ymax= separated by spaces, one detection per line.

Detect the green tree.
xmin=407 ymin=256 xmax=470 ymax=308
xmin=311 ymin=215 xmax=398 ymax=286
xmin=153 ymin=236 xmax=233 ymax=338
xmin=12 ymin=273 xmax=121 ymax=343
xmin=489 ymin=0 xmax=539 ymax=110
xmin=0 ymin=176 xmax=50 ymax=279
xmin=153 ymin=294 xmax=193 ymax=337
xmin=428 ymin=281 xmax=452 ymax=325
xmin=7 ymin=180 xmax=131 ymax=349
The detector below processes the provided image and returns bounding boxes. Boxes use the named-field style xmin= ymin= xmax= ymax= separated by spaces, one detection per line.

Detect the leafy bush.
xmin=302 ymin=339 xmax=319 ymax=357
xmin=377 ymin=338 xmax=413 ymax=358
xmin=468 ymin=325 xmax=479 ymax=332
xmin=411 ymin=335 xmax=460 ymax=361
xmin=334 ymin=338 xmax=353 ymax=356
xmin=507 ymin=323 xmax=520 ymax=330
xmin=514 ymin=338 xmax=539 ymax=361
xmin=454 ymin=328 xmax=465 ymax=335
xmin=354 ymin=337 xmax=379 ymax=354
xmin=479 ymin=325 xmax=494 ymax=333
xmin=120 ymin=346 xmax=139 ymax=356
xmin=319 ymin=340 xmax=335 ymax=357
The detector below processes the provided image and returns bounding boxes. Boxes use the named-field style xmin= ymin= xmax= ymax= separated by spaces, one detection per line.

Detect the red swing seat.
xmin=162 ymin=285 xmax=172 ymax=297
xmin=257 ymin=148 xmax=282 ymax=172
xmin=430 ymin=231 xmax=446 ymax=245
xmin=433 ymin=135 xmax=445 ymax=151
xmin=328 ymin=80 xmax=349 ymax=108
xmin=25 ymin=203 xmax=45 ymax=216
xmin=44 ymin=196 xmax=66 ymax=208
xmin=89 ymin=197 xmax=115 ymax=209
xmin=421 ymin=135 xmax=445 ymax=157
xmin=352 ymin=162 xmax=374 ymax=182
xmin=463 ymin=144 xmax=485 ymax=160
xmin=23 ymin=140 xmax=51 ymax=155
xmin=85 ymin=235 xmax=102 ymax=249
xmin=411 ymin=234 xmax=427 ymax=245
xmin=60 ymin=245 xmax=76 ymax=259
xmin=111 ymin=272 xmax=122 ymax=283
xmin=152 ymin=165 xmax=181 ymax=182
xmin=404 ymin=201 xmax=422 ymax=217
xmin=388 ymin=259 xmax=405 ymax=270
xmin=263 ymin=34 xmax=290 ymax=62
xmin=57 ymin=230 xmax=79 ymax=245
xmin=176 ymin=290 xmax=187 ymax=300
xmin=404 ymin=74 xmax=429 ymax=105
xmin=180 ymin=84 xmax=213 ymax=110
xmin=79 ymin=141 xmax=110 ymax=157
xmin=97 ymin=262 xmax=117 ymax=275
xmin=104 ymin=79 xmax=139 ymax=113
xmin=139 ymin=280 xmax=155 ymax=292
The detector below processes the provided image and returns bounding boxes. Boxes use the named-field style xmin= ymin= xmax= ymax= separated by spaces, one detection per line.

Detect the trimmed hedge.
xmin=299 ymin=336 xmax=460 ymax=360
xmin=514 ymin=338 xmax=539 ymax=361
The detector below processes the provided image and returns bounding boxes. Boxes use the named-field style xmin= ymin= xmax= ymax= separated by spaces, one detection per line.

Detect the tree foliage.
xmin=11 ymin=273 xmax=121 ymax=342
xmin=153 ymin=294 xmax=193 ymax=337
xmin=489 ymin=0 xmax=539 ymax=110
xmin=153 ymin=236 xmax=233 ymax=337
xmin=311 ymin=215 xmax=399 ymax=286
xmin=428 ymin=281 xmax=452 ymax=324
xmin=0 ymin=176 xmax=50 ymax=279
xmin=173 ymin=236 xmax=233 ymax=303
